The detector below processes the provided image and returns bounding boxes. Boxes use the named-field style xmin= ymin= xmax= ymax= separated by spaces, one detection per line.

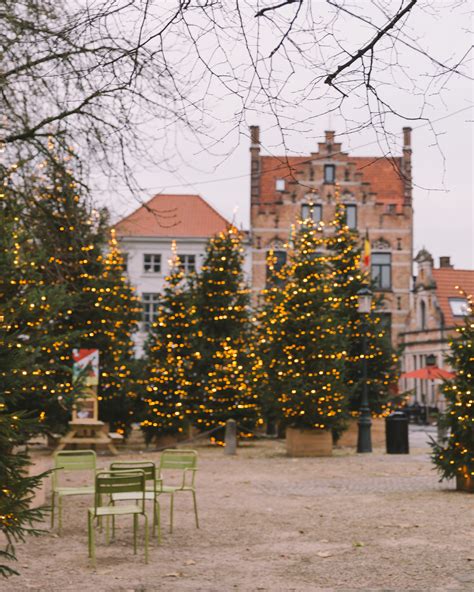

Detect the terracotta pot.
xmin=337 ymin=417 xmax=386 ymax=448
xmin=456 ymin=470 xmax=474 ymax=493
xmin=286 ymin=426 xmax=333 ymax=457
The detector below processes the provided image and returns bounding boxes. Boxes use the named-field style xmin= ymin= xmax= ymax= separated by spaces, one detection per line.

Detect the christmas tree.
xmin=269 ymin=218 xmax=346 ymax=432
xmin=326 ymin=201 xmax=399 ymax=427
xmin=20 ymin=148 xmax=141 ymax=434
xmin=431 ymin=295 xmax=473 ymax=490
xmin=0 ymin=171 xmax=78 ymax=432
xmin=97 ymin=230 xmax=142 ymax=435
xmin=0 ymin=173 xmax=61 ymax=576
xmin=191 ymin=226 xmax=258 ymax=440
xmin=141 ymin=248 xmax=195 ymax=442
xmin=254 ymin=249 xmax=289 ymax=433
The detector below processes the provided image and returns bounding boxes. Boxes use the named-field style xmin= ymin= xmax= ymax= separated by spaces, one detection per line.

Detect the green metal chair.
xmin=109 ymin=461 xmax=162 ymax=542
xmin=88 ymin=470 xmax=149 ymax=567
xmin=51 ymin=450 xmax=96 ymax=534
xmin=157 ymin=449 xmax=199 ymax=533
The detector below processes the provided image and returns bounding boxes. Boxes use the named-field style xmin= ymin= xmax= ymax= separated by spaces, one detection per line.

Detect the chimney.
xmin=402 ymin=127 xmax=412 ymax=206
xmin=325 ymin=130 xmax=335 ymax=143
xmin=439 ymin=256 xmax=453 ymax=269
xmin=249 ymin=126 xmax=261 ymax=204
xmin=415 ymin=249 xmax=436 ymax=289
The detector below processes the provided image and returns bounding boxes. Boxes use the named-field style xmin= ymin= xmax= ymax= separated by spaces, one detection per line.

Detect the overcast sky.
xmin=96 ymin=1 xmax=473 ymax=270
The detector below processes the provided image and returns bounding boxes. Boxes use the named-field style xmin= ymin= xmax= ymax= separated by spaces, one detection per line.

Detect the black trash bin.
xmin=386 ymin=411 xmax=409 ymax=454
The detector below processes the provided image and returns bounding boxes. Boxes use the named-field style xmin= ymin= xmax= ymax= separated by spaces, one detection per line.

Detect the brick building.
xmin=249 ymin=126 xmax=414 ymax=344
xmin=399 ymin=250 xmax=474 ymax=409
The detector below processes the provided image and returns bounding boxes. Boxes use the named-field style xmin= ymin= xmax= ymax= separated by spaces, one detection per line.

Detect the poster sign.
xmin=72 ymin=349 xmax=100 ymax=386
xmin=72 ymin=349 xmax=99 ymax=421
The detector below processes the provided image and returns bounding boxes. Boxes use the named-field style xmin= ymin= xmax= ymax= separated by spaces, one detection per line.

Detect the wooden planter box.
xmin=337 ymin=417 xmax=386 ymax=448
xmin=456 ymin=470 xmax=474 ymax=493
xmin=286 ymin=427 xmax=333 ymax=457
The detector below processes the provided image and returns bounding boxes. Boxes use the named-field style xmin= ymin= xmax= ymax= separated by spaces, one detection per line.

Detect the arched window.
xmin=420 ymin=300 xmax=426 ymax=330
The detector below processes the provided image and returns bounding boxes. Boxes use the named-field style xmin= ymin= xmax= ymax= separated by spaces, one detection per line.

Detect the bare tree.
xmin=1 ymin=0 xmax=472 ymax=191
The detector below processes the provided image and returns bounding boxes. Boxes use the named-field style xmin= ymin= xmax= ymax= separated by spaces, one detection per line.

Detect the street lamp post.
xmin=425 ymin=353 xmax=436 ymax=426
xmin=357 ymin=287 xmax=373 ymax=453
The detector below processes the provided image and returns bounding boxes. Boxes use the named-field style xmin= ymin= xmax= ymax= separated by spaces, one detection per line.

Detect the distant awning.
xmin=400 ymin=366 xmax=455 ymax=381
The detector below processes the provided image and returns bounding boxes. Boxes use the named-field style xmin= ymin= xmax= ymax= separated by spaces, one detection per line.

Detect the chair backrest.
xmin=110 ymin=461 xmax=156 ymax=482
xmin=53 ymin=450 xmax=96 ymax=487
xmin=94 ymin=470 xmax=146 ymax=510
xmin=159 ymin=449 xmax=197 ymax=471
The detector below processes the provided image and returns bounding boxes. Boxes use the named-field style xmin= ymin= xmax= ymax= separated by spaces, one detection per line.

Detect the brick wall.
xmin=249 ymin=128 xmax=414 ymax=346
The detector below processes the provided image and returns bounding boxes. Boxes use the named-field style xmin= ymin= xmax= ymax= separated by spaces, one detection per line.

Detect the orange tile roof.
xmin=114 ymin=194 xmax=230 ymax=238
xmin=258 ymin=155 xmax=404 ymax=206
xmin=432 ymin=268 xmax=474 ymax=326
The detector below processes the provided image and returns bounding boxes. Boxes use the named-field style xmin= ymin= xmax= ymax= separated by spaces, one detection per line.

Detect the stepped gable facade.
xmin=249 ymin=126 xmax=414 ymax=345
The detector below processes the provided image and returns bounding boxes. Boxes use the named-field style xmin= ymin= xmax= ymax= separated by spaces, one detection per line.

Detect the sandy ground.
xmin=5 ymin=427 xmax=474 ymax=592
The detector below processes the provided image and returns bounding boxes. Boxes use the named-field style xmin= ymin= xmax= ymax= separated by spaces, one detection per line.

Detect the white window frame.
xmin=178 ymin=254 xmax=196 ymax=273
xmin=142 ymin=293 xmax=160 ymax=328
xmin=143 ymin=253 xmax=161 ymax=273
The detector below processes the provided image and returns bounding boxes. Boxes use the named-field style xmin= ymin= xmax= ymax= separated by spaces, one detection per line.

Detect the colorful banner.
xmin=72 ymin=349 xmax=100 ymax=386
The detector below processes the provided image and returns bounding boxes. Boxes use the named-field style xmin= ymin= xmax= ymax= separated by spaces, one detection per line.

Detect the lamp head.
xmin=357 ymin=287 xmax=373 ymax=314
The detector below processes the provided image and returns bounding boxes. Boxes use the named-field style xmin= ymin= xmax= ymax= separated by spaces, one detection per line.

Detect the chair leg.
xmin=98 ymin=494 xmax=103 ymax=531
xmin=105 ymin=516 xmax=110 ymax=545
xmin=155 ymin=500 xmax=161 ymax=544
xmin=89 ymin=512 xmax=96 ymax=567
xmin=143 ymin=514 xmax=149 ymax=564
xmin=169 ymin=493 xmax=174 ymax=534
xmin=58 ymin=495 xmax=62 ymax=535
xmin=133 ymin=514 xmax=138 ymax=554
xmin=50 ymin=492 xmax=55 ymax=529
xmin=192 ymin=490 xmax=199 ymax=529
xmin=87 ymin=511 xmax=92 ymax=558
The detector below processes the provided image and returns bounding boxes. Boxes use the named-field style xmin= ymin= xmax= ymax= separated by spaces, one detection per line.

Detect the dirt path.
xmin=6 ymin=435 xmax=474 ymax=592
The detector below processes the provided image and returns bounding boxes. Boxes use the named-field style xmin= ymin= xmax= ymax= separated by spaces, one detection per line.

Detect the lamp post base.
xmin=357 ymin=413 xmax=372 ymax=453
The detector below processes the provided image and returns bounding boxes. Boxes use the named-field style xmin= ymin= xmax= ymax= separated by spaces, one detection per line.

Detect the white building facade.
xmin=115 ymin=194 xmax=251 ymax=355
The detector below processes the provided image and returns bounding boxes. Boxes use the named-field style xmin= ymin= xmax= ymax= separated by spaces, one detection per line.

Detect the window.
xmin=420 ymin=300 xmax=426 ymax=330
xmin=121 ymin=253 xmax=128 ymax=272
xmin=178 ymin=254 xmax=196 ymax=274
xmin=142 ymin=293 xmax=160 ymax=328
xmin=449 ymin=298 xmax=471 ymax=317
xmin=371 ymin=253 xmax=391 ymax=290
xmin=143 ymin=253 xmax=161 ymax=273
xmin=344 ymin=204 xmax=357 ymax=229
xmin=301 ymin=203 xmax=322 ymax=223
xmin=324 ymin=165 xmax=335 ymax=183
xmin=266 ymin=250 xmax=287 ymax=287
xmin=275 ymin=179 xmax=285 ymax=191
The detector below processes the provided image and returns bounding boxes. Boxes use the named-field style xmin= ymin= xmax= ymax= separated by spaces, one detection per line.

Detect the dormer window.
xmin=324 ymin=165 xmax=335 ymax=184
xmin=275 ymin=179 xmax=285 ymax=191
xmin=449 ymin=298 xmax=471 ymax=317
